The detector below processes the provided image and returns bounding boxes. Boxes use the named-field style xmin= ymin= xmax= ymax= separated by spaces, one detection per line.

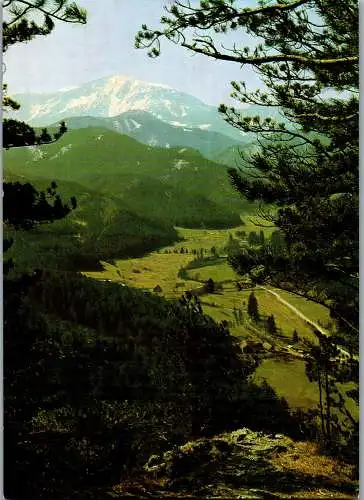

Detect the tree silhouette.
xmin=292 ymin=330 xmax=299 ymax=343
xmin=139 ymin=3 xmax=359 ymax=458
xmin=266 ymin=314 xmax=277 ymax=335
xmin=247 ymin=292 xmax=259 ymax=321
xmin=205 ymin=278 xmax=215 ymax=294
xmin=39 ymin=128 xmax=52 ymax=144
xmin=305 ymin=336 xmax=358 ymax=450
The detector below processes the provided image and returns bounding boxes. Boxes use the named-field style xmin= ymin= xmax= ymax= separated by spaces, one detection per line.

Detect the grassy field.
xmin=200 ymin=288 xmax=320 ymax=343
xmin=253 ymin=357 xmax=320 ymax=410
xmin=186 ymin=260 xmax=238 ymax=282
xmin=83 ymin=224 xmax=338 ymax=413
xmin=176 ymin=215 xmax=276 ymax=249
xmin=254 ymin=357 xmax=359 ymax=419
xmin=84 ymin=224 xmax=327 ymax=344
xmin=86 ymin=252 xmax=201 ymax=297
xmin=276 ymin=289 xmax=331 ymax=330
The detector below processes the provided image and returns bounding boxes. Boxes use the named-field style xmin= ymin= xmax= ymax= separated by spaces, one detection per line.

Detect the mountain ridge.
xmin=10 ymin=74 xmax=246 ymax=142
xmin=43 ymin=110 xmax=249 ymax=157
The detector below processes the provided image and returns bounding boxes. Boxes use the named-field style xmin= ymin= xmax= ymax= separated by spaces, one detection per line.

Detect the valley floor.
xmin=83 ymin=223 xmax=357 ymax=417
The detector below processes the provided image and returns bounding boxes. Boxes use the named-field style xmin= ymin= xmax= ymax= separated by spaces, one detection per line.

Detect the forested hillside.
xmin=5 ymin=127 xmax=252 ymax=229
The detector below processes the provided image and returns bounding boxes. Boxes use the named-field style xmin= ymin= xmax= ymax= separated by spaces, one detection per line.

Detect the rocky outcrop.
xmin=110 ymin=428 xmax=358 ymax=499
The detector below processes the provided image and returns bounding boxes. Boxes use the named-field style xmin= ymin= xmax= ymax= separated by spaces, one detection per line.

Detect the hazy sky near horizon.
xmin=4 ymin=0 xmax=261 ymax=106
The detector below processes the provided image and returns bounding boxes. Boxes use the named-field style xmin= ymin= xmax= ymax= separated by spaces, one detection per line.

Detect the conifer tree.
xmin=266 ymin=314 xmax=277 ymax=335
xmin=39 ymin=128 xmax=52 ymax=144
xmin=305 ymin=336 xmax=358 ymax=449
xmin=136 ymin=0 xmax=359 ymax=341
xmin=248 ymin=231 xmax=260 ymax=247
xmin=3 ymin=0 xmax=86 ymax=52
xmin=238 ymin=308 xmax=244 ymax=325
xmin=137 ymin=0 xmax=358 ymax=453
xmin=3 ymin=1 xmax=86 ymax=148
xmin=205 ymin=277 xmax=215 ymax=293
xmin=292 ymin=329 xmax=299 ymax=343
xmin=247 ymin=292 xmax=259 ymax=321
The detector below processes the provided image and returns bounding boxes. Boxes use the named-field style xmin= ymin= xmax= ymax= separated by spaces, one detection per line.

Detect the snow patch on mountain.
xmin=180 ymin=105 xmax=188 ymax=117
xmin=173 ymin=159 xmax=189 ymax=171
xmin=30 ymin=103 xmax=56 ymax=120
xmin=170 ymin=121 xmax=188 ymax=127
xmin=199 ymin=124 xmax=212 ymax=130
xmin=59 ymin=85 xmax=79 ymax=92
xmin=104 ymin=75 xmax=131 ymax=92
xmin=162 ymin=99 xmax=172 ymax=110
xmin=50 ymin=143 xmax=72 ymax=160
xmin=62 ymin=93 xmax=99 ymax=112
xmin=130 ymin=119 xmax=141 ymax=129
xmin=29 ymin=146 xmax=47 ymax=161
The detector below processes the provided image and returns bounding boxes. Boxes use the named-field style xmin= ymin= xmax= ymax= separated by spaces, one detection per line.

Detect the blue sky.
xmin=4 ymin=0 xmax=261 ymax=106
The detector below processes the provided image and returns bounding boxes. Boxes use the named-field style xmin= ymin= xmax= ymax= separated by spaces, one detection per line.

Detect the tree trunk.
xmin=317 ymin=371 xmax=325 ymax=438
xmin=325 ymin=369 xmax=331 ymax=440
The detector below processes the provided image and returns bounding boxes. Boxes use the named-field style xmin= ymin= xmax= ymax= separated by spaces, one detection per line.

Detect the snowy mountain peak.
xmin=11 ymin=74 xmax=246 ymax=141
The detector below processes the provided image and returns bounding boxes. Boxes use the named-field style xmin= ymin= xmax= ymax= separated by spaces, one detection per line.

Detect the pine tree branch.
xmin=6 ymin=5 xmax=32 ymax=26
xmin=6 ymin=0 xmax=86 ymax=25
xmin=181 ymin=41 xmax=357 ymax=68
xmin=293 ymin=112 xmax=358 ymax=122
xmin=223 ymin=109 xmax=331 ymax=158
xmin=174 ymin=0 xmax=311 ymax=22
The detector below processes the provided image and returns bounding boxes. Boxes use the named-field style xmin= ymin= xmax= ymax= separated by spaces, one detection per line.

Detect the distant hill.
xmin=45 ymin=111 xmax=249 ymax=158
xmin=4 ymin=173 xmax=180 ymax=273
xmin=205 ymin=143 xmax=259 ymax=168
xmin=4 ymin=127 xmax=254 ymax=230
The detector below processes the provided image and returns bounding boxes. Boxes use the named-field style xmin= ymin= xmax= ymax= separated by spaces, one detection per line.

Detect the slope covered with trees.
xmin=5 ymin=127 xmax=253 ymax=233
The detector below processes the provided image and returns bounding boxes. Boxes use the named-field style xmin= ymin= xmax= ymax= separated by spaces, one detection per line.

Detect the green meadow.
xmin=83 ymin=223 xmax=333 ymax=412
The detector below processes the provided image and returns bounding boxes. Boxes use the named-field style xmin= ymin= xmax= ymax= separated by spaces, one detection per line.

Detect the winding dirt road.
xmin=258 ymin=286 xmax=353 ymax=359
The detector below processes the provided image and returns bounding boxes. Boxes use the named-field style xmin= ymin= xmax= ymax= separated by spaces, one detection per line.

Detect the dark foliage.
xmin=4 ymin=272 xmax=301 ymax=498
xmin=4 ymin=181 xmax=76 ymax=230
xmin=247 ymin=292 xmax=259 ymax=321
xmin=3 ymin=1 xmax=86 ymax=53
xmin=266 ymin=314 xmax=277 ymax=335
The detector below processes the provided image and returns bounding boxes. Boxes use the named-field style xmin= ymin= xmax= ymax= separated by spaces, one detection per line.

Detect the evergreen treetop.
xmin=3 ymin=0 xmax=86 ymax=52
